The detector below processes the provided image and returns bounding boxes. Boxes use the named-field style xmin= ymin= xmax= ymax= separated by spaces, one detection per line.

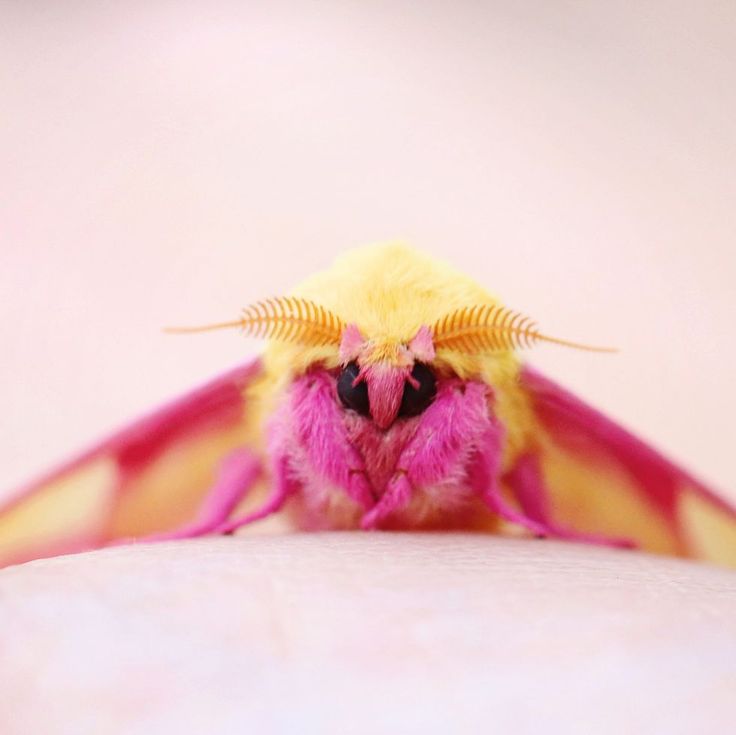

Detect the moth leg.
xmin=215 ymin=454 xmax=295 ymax=535
xmin=360 ymin=472 xmax=412 ymax=529
xmin=504 ymin=452 xmax=552 ymax=526
xmin=141 ymin=448 xmax=262 ymax=541
xmin=361 ymin=380 xmax=491 ymax=528
xmin=470 ymin=426 xmax=555 ymax=537
xmin=291 ymin=372 xmax=375 ymax=510
xmin=504 ymin=452 xmax=635 ymax=549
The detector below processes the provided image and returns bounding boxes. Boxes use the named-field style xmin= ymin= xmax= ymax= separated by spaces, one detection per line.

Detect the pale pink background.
xmin=2 ymin=2 xmax=734 ymax=501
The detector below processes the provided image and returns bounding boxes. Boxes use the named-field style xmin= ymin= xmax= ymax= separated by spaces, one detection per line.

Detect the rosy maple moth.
xmin=2 ymin=243 xmax=735 ymax=568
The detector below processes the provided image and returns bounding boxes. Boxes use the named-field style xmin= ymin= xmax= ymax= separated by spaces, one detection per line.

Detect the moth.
xmin=2 ymin=243 xmax=735 ymax=568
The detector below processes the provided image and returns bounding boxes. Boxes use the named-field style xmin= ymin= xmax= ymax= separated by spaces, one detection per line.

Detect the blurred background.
xmin=1 ymin=1 xmax=734 ymax=500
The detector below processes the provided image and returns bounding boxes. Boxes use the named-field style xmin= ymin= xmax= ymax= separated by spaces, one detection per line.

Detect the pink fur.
xmin=408 ymin=325 xmax=435 ymax=362
xmin=343 ymin=412 xmax=417 ymax=494
xmin=360 ymin=379 xmax=492 ymax=527
xmin=338 ymin=324 xmax=365 ymax=363
xmin=256 ymin=368 xmax=501 ymax=531
xmin=288 ymin=371 xmax=375 ymax=510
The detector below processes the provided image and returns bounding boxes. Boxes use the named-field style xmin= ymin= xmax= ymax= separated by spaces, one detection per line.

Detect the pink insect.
xmin=1 ymin=243 xmax=735 ymax=568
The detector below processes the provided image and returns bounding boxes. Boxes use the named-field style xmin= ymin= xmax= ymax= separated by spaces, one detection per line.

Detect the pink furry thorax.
xmin=273 ymin=365 xmax=497 ymax=529
xmin=270 ymin=323 xmax=497 ymax=528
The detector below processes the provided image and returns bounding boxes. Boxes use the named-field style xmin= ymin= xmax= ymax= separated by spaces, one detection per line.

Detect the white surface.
xmin=1 ymin=535 xmax=735 ymax=734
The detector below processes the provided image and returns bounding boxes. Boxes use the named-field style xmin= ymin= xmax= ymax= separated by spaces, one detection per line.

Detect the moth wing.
xmin=520 ymin=365 xmax=736 ymax=566
xmin=0 ymin=359 xmax=263 ymax=567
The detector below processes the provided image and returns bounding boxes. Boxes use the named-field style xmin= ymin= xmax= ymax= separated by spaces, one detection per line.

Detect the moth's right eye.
xmin=337 ymin=362 xmax=370 ymax=417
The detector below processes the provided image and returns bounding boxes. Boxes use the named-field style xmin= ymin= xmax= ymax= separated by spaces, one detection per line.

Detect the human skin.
xmin=1 ymin=534 xmax=735 ymax=734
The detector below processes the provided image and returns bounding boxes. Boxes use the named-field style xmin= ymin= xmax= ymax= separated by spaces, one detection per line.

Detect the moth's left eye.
xmin=337 ymin=361 xmax=370 ymax=417
xmin=399 ymin=363 xmax=437 ymax=418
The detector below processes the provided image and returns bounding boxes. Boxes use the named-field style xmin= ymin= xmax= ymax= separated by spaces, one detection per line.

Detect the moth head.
xmin=335 ymin=324 xmax=437 ymax=429
xmin=168 ymin=243 xmax=618 ymax=431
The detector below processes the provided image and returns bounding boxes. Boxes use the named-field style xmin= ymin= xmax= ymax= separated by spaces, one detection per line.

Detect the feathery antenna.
xmin=432 ymin=304 xmax=616 ymax=354
xmin=166 ymin=297 xmax=345 ymax=347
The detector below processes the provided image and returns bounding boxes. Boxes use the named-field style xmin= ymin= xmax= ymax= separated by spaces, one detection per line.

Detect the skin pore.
xmin=1 ymin=533 xmax=735 ymax=734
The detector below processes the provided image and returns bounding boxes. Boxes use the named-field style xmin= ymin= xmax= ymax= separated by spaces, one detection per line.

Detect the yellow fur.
xmin=247 ymin=242 xmax=535 ymax=464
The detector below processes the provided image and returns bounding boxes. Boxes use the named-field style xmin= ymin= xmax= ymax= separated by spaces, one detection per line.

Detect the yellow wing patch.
xmin=540 ymin=437 xmax=683 ymax=556
xmin=0 ymin=458 xmax=118 ymax=565
xmin=679 ymin=491 xmax=736 ymax=567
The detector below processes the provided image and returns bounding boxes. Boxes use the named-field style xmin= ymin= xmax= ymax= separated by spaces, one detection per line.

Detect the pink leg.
xmin=361 ymin=380 xmax=492 ymax=528
xmin=502 ymin=452 xmax=635 ymax=549
xmin=505 ymin=452 xmax=551 ymax=524
xmin=467 ymin=423 xmax=556 ymax=536
xmin=143 ymin=448 xmax=262 ymax=541
xmin=360 ymin=472 xmax=413 ymax=528
xmin=471 ymin=429 xmax=634 ymax=548
xmin=481 ymin=484 xmax=555 ymax=537
xmin=215 ymin=454 xmax=295 ymax=534
xmin=290 ymin=373 xmax=375 ymax=510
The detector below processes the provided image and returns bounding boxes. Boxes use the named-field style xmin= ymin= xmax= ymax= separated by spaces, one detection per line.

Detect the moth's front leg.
xmin=361 ymin=380 xmax=491 ymax=528
xmin=289 ymin=372 xmax=375 ymax=510
xmin=471 ymin=436 xmax=635 ymax=548
xmin=141 ymin=448 xmax=262 ymax=541
xmin=204 ymin=377 xmax=375 ymax=536
xmin=215 ymin=453 xmax=296 ymax=534
xmin=502 ymin=452 xmax=635 ymax=549
xmin=469 ymin=426 xmax=554 ymax=537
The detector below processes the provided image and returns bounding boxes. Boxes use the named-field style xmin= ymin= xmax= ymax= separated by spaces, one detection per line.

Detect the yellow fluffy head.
xmin=263 ymin=241 xmax=520 ymax=385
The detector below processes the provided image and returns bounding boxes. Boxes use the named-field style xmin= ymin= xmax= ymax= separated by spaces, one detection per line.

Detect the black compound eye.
xmin=399 ymin=363 xmax=437 ymax=418
xmin=337 ymin=362 xmax=370 ymax=417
